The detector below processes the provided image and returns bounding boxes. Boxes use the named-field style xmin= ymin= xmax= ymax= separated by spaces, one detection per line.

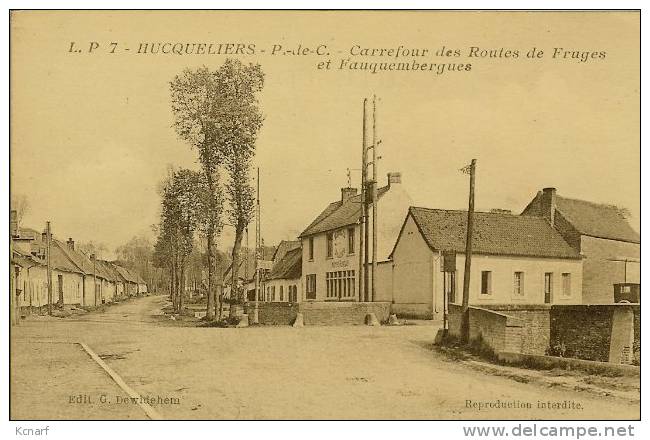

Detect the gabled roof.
xmin=396 ymin=207 xmax=581 ymax=260
xmin=268 ymin=248 xmax=302 ymax=280
xmin=555 ymin=196 xmax=640 ymax=243
xmin=272 ymin=240 xmax=300 ymax=262
xmin=112 ymin=264 xmax=139 ymax=283
xmin=50 ymin=240 xmax=85 ymax=274
xmin=299 ymin=186 xmax=390 ymax=237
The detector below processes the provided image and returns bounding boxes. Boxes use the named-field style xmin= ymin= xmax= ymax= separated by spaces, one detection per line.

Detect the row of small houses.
xmin=225 ymin=172 xmax=640 ymax=318
xmin=10 ymin=226 xmax=148 ymax=314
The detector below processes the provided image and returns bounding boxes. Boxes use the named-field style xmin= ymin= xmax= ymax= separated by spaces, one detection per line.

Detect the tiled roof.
xmin=272 ymin=240 xmax=301 ymax=262
xmin=405 ymin=207 xmax=581 ymax=259
xmin=223 ymin=245 xmax=277 ymax=282
xmin=555 ymin=196 xmax=640 ymax=243
xmin=112 ymin=264 xmax=139 ymax=283
xmin=299 ymin=186 xmax=390 ymax=237
xmin=268 ymin=248 xmax=302 ymax=280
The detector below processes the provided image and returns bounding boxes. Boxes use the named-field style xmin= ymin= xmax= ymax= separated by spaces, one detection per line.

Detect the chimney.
xmin=341 ymin=187 xmax=357 ymax=203
xmin=10 ymin=210 xmax=18 ymax=238
xmin=67 ymin=237 xmax=75 ymax=250
xmin=387 ymin=172 xmax=402 ymax=187
xmin=541 ymin=187 xmax=557 ymax=227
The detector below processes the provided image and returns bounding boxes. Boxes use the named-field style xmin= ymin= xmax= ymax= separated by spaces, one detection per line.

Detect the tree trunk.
xmin=206 ymin=231 xmax=215 ymax=320
xmin=229 ymin=224 xmax=245 ymax=317
xmin=169 ymin=266 xmax=175 ymax=307
xmin=179 ymin=265 xmax=185 ymax=311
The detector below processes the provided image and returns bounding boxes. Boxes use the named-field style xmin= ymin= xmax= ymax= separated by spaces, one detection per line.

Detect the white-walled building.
xmin=521 ymin=187 xmax=639 ymax=303
xmin=264 ymin=247 xmax=302 ymax=302
xmin=299 ymin=172 xmax=413 ymax=302
xmin=389 ymin=207 xmax=583 ymax=318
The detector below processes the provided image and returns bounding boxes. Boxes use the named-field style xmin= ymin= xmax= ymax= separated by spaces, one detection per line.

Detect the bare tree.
xmin=10 ymin=193 xmax=30 ymax=228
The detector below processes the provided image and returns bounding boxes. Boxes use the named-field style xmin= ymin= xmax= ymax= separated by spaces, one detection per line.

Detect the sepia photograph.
xmin=6 ymin=7 xmax=642 ymax=429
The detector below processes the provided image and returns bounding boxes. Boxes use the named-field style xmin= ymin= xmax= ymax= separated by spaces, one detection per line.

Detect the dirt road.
xmin=11 ymin=295 xmax=640 ymax=420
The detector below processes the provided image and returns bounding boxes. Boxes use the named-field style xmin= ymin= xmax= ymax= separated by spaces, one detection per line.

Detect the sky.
xmin=10 ymin=11 xmax=640 ymax=258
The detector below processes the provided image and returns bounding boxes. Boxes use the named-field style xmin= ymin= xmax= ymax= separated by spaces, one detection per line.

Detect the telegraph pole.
xmin=461 ymin=159 xmax=476 ymax=343
xmin=359 ymin=99 xmax=367 ymax=302
xmin=371 ymin=95 xmax=379 ymax=303
xmin=45 ymin=221 xmax=52 ymax=315
xmin=253 ymin=167 xmax=260 ymax=323
xmin=363 ymin=99 xmax=370 ymax=302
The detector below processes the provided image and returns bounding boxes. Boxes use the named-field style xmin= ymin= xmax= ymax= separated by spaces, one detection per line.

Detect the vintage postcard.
xmin=9 ymin=10 xmax=640 ymax=423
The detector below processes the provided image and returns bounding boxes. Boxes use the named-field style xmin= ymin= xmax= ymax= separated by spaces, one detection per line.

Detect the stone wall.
xmin=550 ymin=304 xmax=639 ymax=363
xmin=245 ymin=301 xmax=391 ymax=326
xmin=447 ymin=303 xmax=640 ymax=364
xmin=300 ymin=301 xmax=391 ymax=326
xmin=468 ymin=307 xmax=524 ymax=354
xmin=245 ymin=302 xmax=299 ymax=326
xmin=482 ymin=304 xmax=551 ymax=355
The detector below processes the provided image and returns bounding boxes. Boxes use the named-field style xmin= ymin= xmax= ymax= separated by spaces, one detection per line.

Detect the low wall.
xmin=482 ymin=304 xmax=551 ymax=356
xmin=550 ymin=304 xmax=640 ymax=364
xmin=244 ymin=301 xmax=391 ymax=326
xmin=300 ymin=301 xmax=391 ymax=325
xmin=446 ymin=303 xmax=640 ymax=365
xmin=244 ymin=302 xmax=299 ymax=325
xmin=391 ymin=303 xmax=433 ymax=320
xmin=468 ymin=307 xmax=524 ymax=354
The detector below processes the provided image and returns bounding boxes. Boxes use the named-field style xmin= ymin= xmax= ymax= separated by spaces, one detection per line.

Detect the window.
xmin=326 ymin=233 xmax=334 ymax=258
xmin=308 ymin=237 xmax=314 ymax=260
xmin=280 ymin=286 xmax=284 ymax=301
xmin=291 ymin=285 xmax=298 ymax=302
xmin=271 ymin=286 xmax=276 ymax=302
xmin=306 ymin=274 xmax=316 ymax=300
xmin=347 ymin=227 xmax=355 ymax=254
xmin=513 ymin=272 xmax=524 ymax=296
xmin=445 ymin=271 xmax=456 ymax=303
xmin=481 ymin=271 xmax=492 ymax=295
xmin=326 ymin=270 xmax=355 ymax=300
xmin=562 ymin=273 xmax=571 ymax=297
xmin=544 ymin=273 xmax=553 ymax=304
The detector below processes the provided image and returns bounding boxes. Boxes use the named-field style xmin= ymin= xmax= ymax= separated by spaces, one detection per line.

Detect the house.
xmin=521 ymin=187 xmax=640 ymax=303
xmin=299 ymin=172 xmax=412 ymax=302
xmin=264 ymin=247 xmax=302 ymax=302
xmin=113 ymin=265 xmax=140 ymax=297
xmin=222 ymin=245 xmax=276 ymax=301
xmin=135 ymin=273 xmax=148 ymax=295
xmin=389 ymin=207 xmax=583 ymax=318
xmin=12 ymin=231 xmax=86 ymax=309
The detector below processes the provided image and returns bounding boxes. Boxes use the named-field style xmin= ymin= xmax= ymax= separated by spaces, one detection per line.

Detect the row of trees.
xmin=154 ymin=58 xmax=264 ymax=319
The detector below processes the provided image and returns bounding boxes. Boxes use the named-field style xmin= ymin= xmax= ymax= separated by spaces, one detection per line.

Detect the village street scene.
xmin=9 ymin=11 xmax=640 ymax=422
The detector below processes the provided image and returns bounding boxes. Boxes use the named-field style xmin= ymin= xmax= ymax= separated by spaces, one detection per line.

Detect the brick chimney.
xmin=10 ymin=210 xmax=18 ymax=238
xmin=541 ymin=187 xmax=557 ymax=227
xmin=387 ymin=172 xmax=402 ymax=187
xmin=341 ymin=187 xmax=357 ymax=203
xmin=67 ymin=237 xmax=75 ymax=251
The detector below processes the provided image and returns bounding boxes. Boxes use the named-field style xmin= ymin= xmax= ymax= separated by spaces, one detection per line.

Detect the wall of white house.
xmin=263 ymin=277 xmax=301 ymax=302
xmin=391 ymin=214 xmax=584 ymax=318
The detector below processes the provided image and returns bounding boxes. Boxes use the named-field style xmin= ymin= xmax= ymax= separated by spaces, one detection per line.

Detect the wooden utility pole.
xmin=461 ymin=159 xmax=477 ymax=343
xmin=359 ymin=99 xmax=367 ymax=302
xmin=253 ymin=167 xmax=261 ymax=323
xmin=45 ymin=221 xmax=52 ymax=315
xmin=371 ymin=95 xmax=378 ymax=303
xmin=363 ymin=102 xmax=371 ymax=302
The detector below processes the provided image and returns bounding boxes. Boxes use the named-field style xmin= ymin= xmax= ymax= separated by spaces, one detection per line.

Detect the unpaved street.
xmin=11 ymin=295 xmax=640 ymax=420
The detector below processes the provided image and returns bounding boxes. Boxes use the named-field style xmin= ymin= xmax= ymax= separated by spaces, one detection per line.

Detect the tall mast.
xmin=359 ymin=99 xmax=367 ymax=302
xmin=371 ymin=95 xmax=379 ymax=303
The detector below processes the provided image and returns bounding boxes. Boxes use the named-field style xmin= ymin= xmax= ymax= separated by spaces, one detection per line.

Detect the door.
xmin=544 ymin=273 xmax=553 ymax=304
xmin=57 ymin=274 xmax=64 ymax=305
